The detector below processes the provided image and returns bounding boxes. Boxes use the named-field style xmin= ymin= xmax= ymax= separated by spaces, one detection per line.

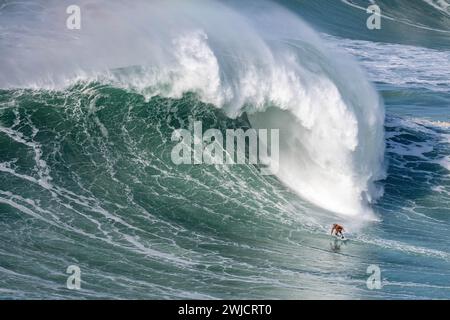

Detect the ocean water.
xmin=0 ymin=0 xmax=449 ymax=299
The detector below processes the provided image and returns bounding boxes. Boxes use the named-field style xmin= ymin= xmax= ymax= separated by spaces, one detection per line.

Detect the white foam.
xmin=434 ymin=156 xmax=450 ymax=171
xmin=387 ymin=141 xmax=434 ymax=159
xmin=357 ymin=235 xmax=450 ymax=261
xmin=327 ymin=35 xmax=450 ymax=92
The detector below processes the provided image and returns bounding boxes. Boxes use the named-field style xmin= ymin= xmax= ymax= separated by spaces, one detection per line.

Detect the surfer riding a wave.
xmin=331 ymin=224 xmax=345 ymax=239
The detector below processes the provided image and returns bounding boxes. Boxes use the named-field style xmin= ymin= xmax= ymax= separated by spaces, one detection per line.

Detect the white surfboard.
xmin=333 ymin=234 xmax=348 ymax=241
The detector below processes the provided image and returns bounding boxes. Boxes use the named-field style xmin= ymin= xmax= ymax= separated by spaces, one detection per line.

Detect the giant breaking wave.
xmin=0 ymin=0 xmax=386 ymax=216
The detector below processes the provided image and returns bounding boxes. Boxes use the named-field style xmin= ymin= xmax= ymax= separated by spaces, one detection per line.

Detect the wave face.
xmin=1 ymin=0 xmax=449 ymax=300
xmin=0 ymin=0 xmax=386 ymax=216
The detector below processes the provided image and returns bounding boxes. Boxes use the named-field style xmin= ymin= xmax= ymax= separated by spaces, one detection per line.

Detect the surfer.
xmin=331 ymin=224 xmax=345 ymax=238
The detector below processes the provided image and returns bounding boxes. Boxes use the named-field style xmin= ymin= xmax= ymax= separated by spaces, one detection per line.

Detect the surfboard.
xmin=333 ymin=234 xmax=348 ymax=241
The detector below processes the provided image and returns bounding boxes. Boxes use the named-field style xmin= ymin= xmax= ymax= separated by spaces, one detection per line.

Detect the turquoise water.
xmin=0 ymin=0 xmax=449 ymax=299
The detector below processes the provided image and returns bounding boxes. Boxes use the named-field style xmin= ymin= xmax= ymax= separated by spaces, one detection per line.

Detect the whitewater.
xmin=0 ymin=0 xmax=449 ymax=299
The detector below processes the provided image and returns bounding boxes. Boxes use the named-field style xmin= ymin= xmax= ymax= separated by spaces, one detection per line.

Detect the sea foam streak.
xmin=0 ymin=0 xmax=386 ymax=216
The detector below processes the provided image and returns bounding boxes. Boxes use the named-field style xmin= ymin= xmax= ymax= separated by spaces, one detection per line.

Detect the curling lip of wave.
xmin=0 ymin=0 xmax=386 ymax=216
